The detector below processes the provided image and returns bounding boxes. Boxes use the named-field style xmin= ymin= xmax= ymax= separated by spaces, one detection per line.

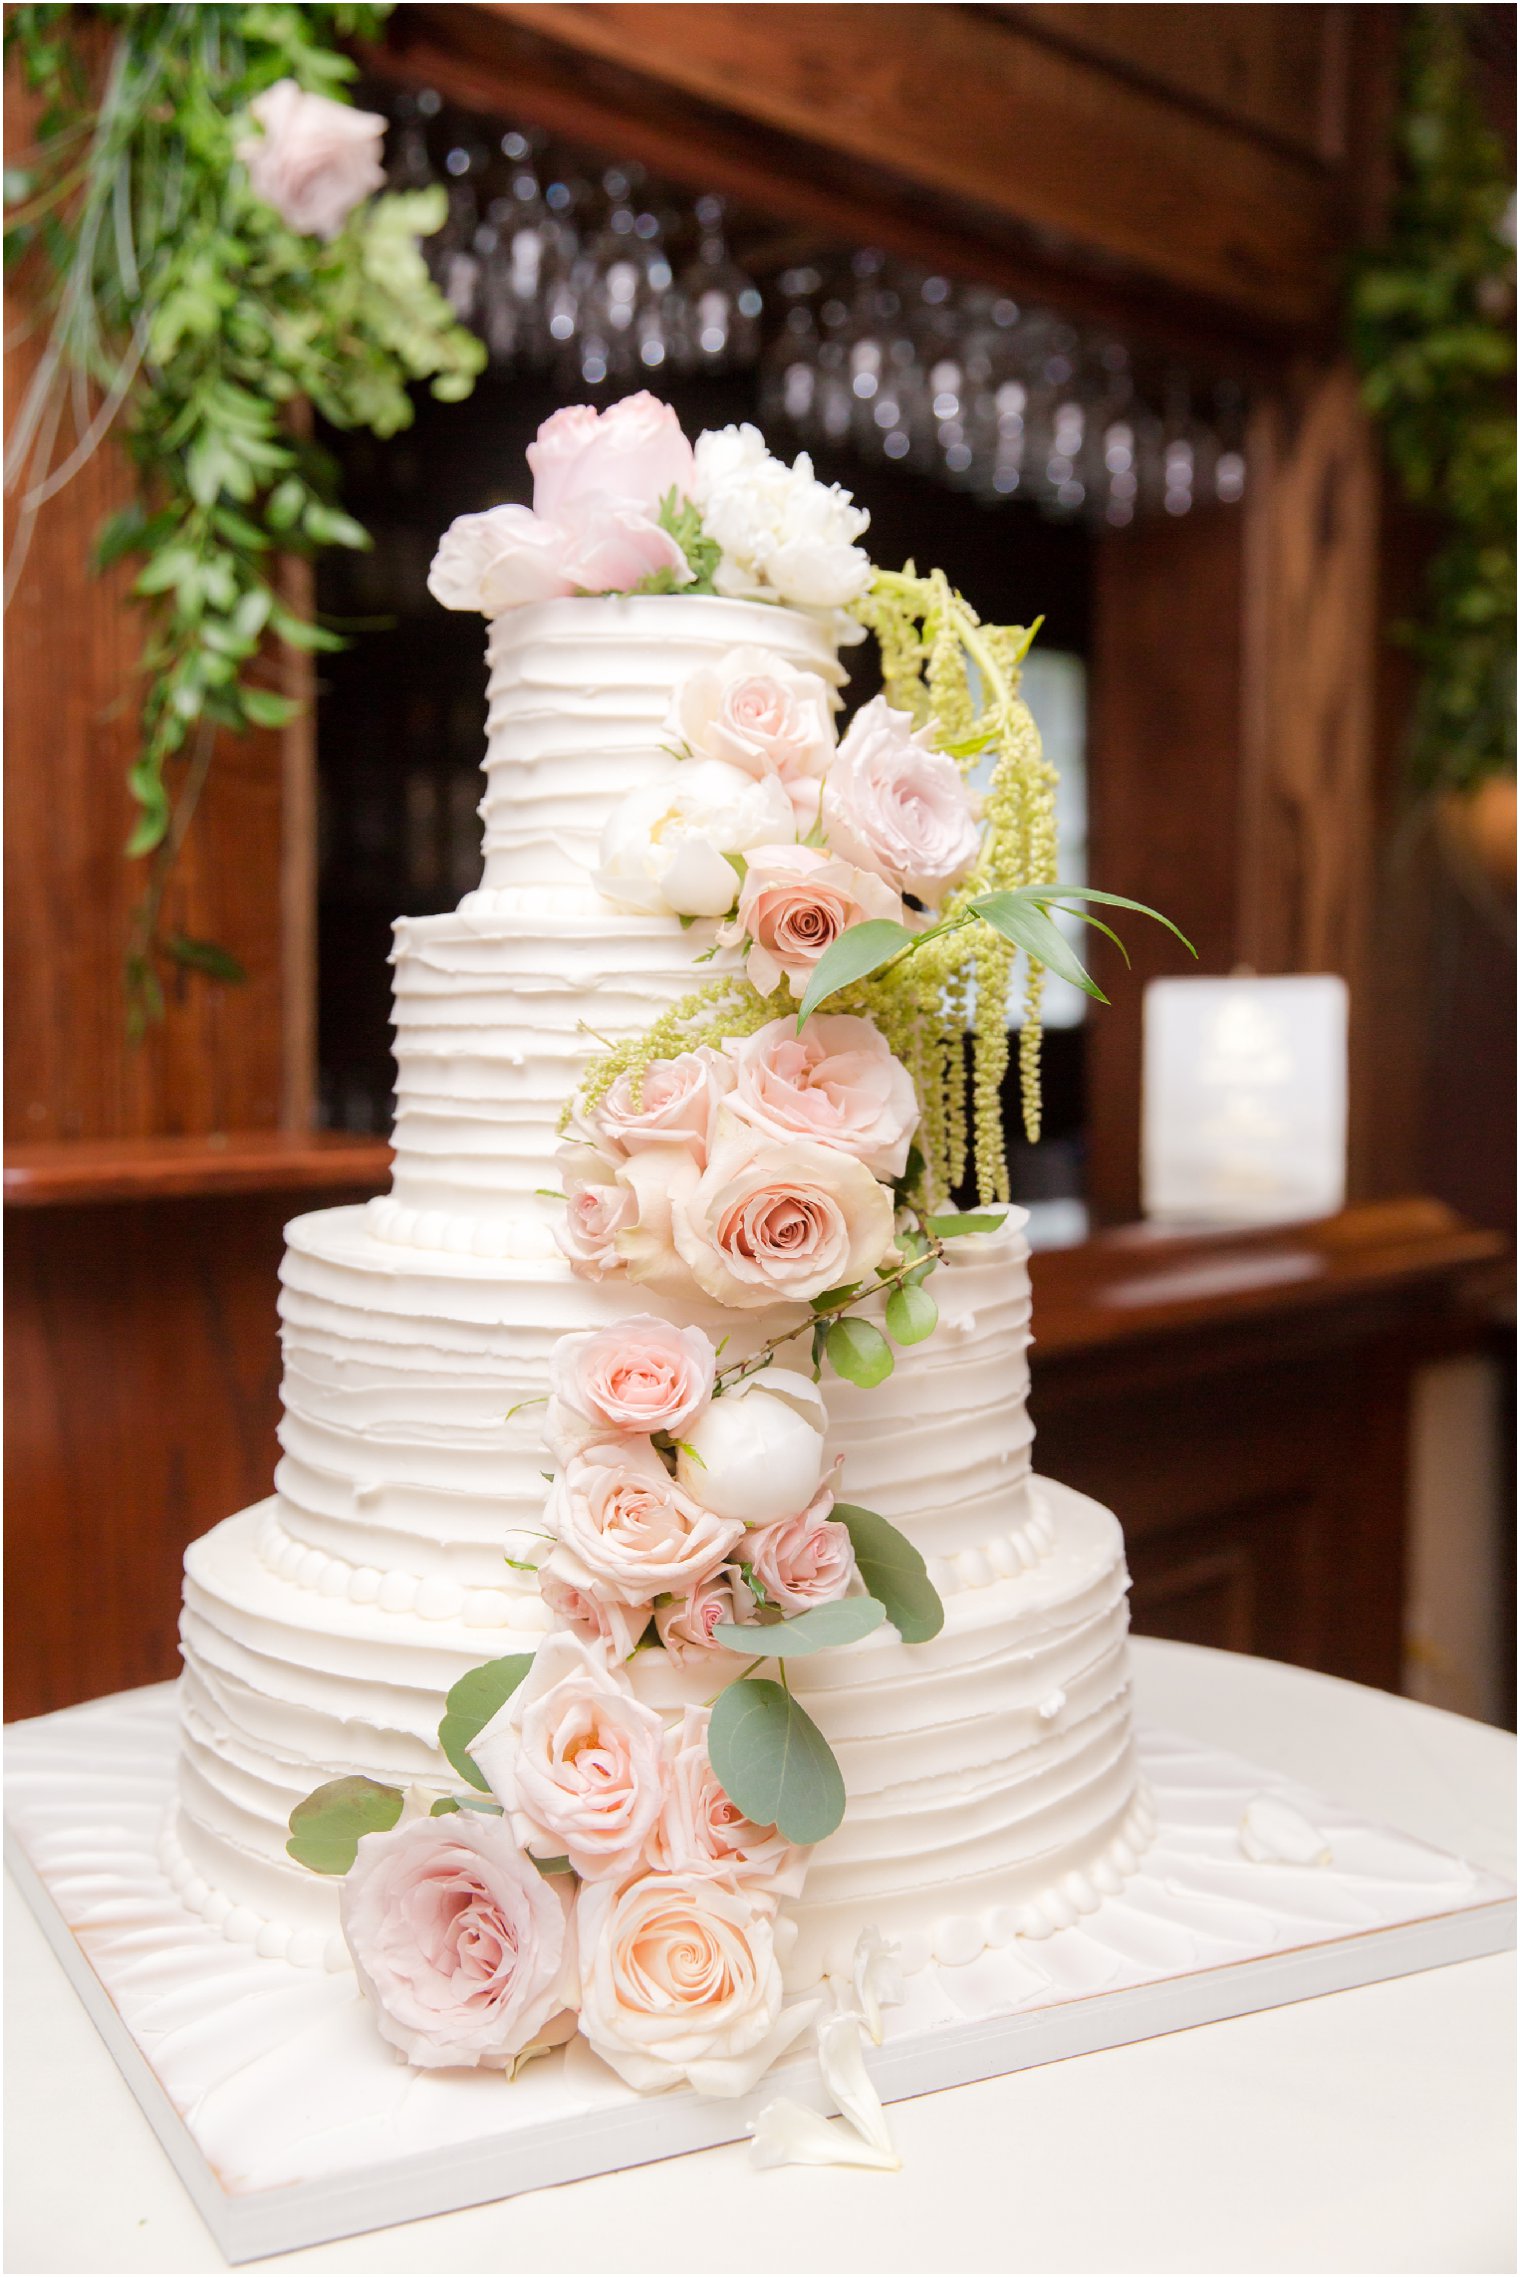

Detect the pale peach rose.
xmin=674 ymin=1370 xmax=828 ymax=1524
xmin=554 ymin=1144 xmax=633 ymax=1279
xmin=670 ymin=1110 xmax=895 ymax=1310
xmin=528 ymin=393 xmax=696 ymax=520
xmin=646 ymin=1705 xmax=805 ymax=1896
xmin=548 ymin=1441 xmax=744 ymax=1603
xmin=236 ymin=80 xmax=386 ymax=240
xmin=340 ymin=1814 xmax=573 ymax=2070
xmin=719 ymin=843 xmax=903 ymax=998
xmin=654 ymin=1565 xmax=749 ymax=1663
xmin=538 ymin=1552 xmax=650 ymax=1664
xmin=667 ymin=648 xmax=836 ymax=829
xmin=575 ymin=1048 xmax=732 ymax=1166
xmin=472 ymin=1630 xmax=667 ymax=1883
xmin=547 ymin=1315 xmax=716 ymax=1444
xmin=824 ymin=695 xmax=980 ymax=904
xmin=726 ymin=1014 xmax=920 ymax=1181
xmin=576 ymin=1869 xmax=817 ymax=2097
xmin=749 ymin=1481 xmax=856 ymax=1612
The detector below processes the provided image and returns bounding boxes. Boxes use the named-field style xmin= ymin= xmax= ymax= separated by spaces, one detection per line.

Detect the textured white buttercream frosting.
xmin=173 ymin=591 xmax=1148 ymax=1986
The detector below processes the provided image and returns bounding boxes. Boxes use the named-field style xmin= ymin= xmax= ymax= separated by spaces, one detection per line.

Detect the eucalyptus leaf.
xmin=287 ymin=1775 xmax=403 ymax=1874
xmin=885 ymin=1283 xmax=938 ymax=1345
xmin=707 ymin=1677 xmax=847 ymax=1844
xmin=834 ymin=1502 xmax=945 ymax=1644
xmin=826 ymin=1315 xmax=895 ymax=1388
xmin=710 ymin=1596 xmax=885 ymax=1657
xmin=796 ymin=918 xmax=916 ymax=1028
xmin=438 ymin=1654 xmax=534 ymax=1793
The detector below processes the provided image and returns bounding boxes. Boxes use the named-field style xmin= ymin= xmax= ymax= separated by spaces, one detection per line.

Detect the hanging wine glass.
xmin=674 ymin=196 xmax=762 ymax=374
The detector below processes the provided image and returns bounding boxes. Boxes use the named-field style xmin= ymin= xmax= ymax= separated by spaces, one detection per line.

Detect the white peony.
xmin=595 ymin=759 xmax=795 ymax=919
xmin=693 ymin=425 xmax=872 ymax=615
xmin=676 ymin=1369 xmax=828 ymax=1524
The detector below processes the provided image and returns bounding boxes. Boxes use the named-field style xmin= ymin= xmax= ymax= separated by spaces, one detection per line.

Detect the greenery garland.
xmin=4 ymin=4 xmax=485 ymax=1025
xmin=1348 ymin=3 xmax=1515 ymax=794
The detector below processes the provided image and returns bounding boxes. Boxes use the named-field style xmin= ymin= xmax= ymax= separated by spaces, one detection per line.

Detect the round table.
xmin=5 ymin=1639 xmax=1514 ymax=2275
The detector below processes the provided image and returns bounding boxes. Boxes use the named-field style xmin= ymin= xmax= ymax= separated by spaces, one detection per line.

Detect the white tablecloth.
xmin=5 ymin=1638 xmax=1514 ymax=2275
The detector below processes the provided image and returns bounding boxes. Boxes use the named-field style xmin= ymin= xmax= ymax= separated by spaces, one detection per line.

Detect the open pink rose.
xmin=670 ymin=1110 xmax=895 ymax=1310
xmin=576 ymin=1869 xmax=816 ymax=2097
xmin=720 ymin=843 xmax=903 ymax=998
xmin=427 ymin=505 xmax=577 ymax=614
xmin=555 ymin=1145 xmax=633 ymax=1279
xmin=575 ymin=1048 xmax=732 ymax=1166
xmin=555 ymin=497 xmax=691 ymax=595
xmin=749 ymin=1481 xmax=856 ymax=1612
xmin=726 ymin=1014 xmax=920 ymax=1181
xmin=237 ymin=80 xmax=386 ymax=240
xmin=340 ymin=1814 xmax=573 ymax=2070
xmin=667 ymin=647 xmax=836 ymax=829
xmin=646 ymin=1704 xmax=806 ymax=1897
xmin=548 ymin=1315 xmax=716 ymax=1445
xmin=824 ymin=695 xmax=981 ymax=904
xmin=654 ymin=1565 xmax=749 ymax=1663
xmin=472 ymin=1630 xmax=667 ymax=1883
xmin=547 ymin=1441 xmax=744 ymax=1602
xmin=529 ymin=394 xmax=696 ymax=520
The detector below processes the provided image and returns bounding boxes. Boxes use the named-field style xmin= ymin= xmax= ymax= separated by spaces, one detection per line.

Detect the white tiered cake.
xmin=171 ymin=585 xmax=1151 ymax=2001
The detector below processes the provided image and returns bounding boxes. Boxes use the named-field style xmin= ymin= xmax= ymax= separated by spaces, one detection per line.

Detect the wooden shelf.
xmin=1029 ymin=1198 xmax=1510 ymax=1365
xmin=3 ymin=1131 xmax=392 ymax=1208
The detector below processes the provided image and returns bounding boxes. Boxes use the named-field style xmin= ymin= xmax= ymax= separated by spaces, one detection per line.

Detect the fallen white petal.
xmin=749 ymin=2096 xmax=900 ymax=2172
xmin=1240 ymin=1793 xmax=1332 ymax=1866
xmin=849 ymin=1925 xmax=906 ymax=2045
xmin=818 ymin=2011 xmax=898 ymax=2159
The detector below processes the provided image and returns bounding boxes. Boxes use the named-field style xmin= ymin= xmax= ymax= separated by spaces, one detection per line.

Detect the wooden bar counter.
xmin=4 ymin=1148 xmax=1506 ymax=1723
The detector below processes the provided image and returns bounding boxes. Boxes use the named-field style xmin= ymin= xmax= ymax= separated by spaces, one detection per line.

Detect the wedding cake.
xmin=169 ymin=396 xmax=1152 ymax=2101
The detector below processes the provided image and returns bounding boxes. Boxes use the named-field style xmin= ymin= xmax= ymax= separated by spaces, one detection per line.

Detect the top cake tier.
xmin=470 ymin=592 xmax=845 ymax=899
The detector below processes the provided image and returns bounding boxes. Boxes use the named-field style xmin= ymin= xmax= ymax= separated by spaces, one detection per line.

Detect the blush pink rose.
xmin=749 ymin=1481 xmax=856 ymax=1613
xmin=719 ymin=843 xmax=903 ymax=998
xmin=670 ymin=1110 xmax=896 ymax=1310
xmin=472 ymin=1631 xmax=667 ymax=1883
xmin=428 ymin=504 xmax=577 ymax=614
xmin=529 ymin=393 xmax=696 ymax=520
xmin=575 ymin=1048 xmax=732 ymax=1167
xmin=237 ymin=80 xmax=386 ymax=240
xmin=576 ymin=1869 xmax=816 ymax=2097
xmin=538 ymin=1554 xmax=650 ymax=1664
xmin=555 ymin=497 xmax=692 ymax=596
xmin=654 ymin=1565 xmax=749 ymax=1663
xmin=547 ymin=1441 xmax=743 ymax=1602
xmin=554 ymin=1145 xmax=633 ymax=1279
xmin=824 ymin=694 xmax=981 ymax=904
xmin=340 ymin=1814 xmax=574 ymax=2070
xmin=645 ymin=1705 xmax=805 ymax=1896
xmin=667 ymin=648 xmax=837 ymax=829
xmin=547 ymin=1315 xmax=716 ymax=1446
xmin=726 ymin=1014 xmax=920 ymax=1181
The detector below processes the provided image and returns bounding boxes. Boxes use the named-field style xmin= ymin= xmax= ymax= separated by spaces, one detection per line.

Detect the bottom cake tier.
xmin=170 ymin=1476 xmax=1152 ymax=1988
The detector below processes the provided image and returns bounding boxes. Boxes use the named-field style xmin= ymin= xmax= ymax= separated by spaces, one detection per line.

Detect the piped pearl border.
xmin=159 ymin=1810 xmax=349 ymax=1974
xmin=250 ymin=1505 xmax=550 ymax=1632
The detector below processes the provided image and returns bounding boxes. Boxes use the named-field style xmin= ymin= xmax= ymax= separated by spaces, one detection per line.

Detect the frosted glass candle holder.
xmin=1142 ymin=974 xmax=1349 ymax=1225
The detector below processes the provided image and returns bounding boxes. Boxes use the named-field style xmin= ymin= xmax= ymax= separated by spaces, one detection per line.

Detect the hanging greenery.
xmin=1348 ymin=3 xmax=1516 ymax=795
xmin=4 ymin=4 xmax=485 ymax=1026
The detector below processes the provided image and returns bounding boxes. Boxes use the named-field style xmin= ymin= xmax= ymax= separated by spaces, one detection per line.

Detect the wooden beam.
xmin=474 ymin=1 xmax=1340 ymax=331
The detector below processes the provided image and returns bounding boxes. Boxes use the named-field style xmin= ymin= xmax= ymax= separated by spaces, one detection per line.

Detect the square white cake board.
xmin=5 ymin=1683 xmax=1513 ymax=2266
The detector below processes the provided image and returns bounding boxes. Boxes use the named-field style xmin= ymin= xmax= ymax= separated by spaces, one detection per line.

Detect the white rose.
xmin=595 ymin=760 xmax=795 ymax=919
xmin=576 ymin=1869 xmax=818 ymax=2097
xmin=676 ymin=1369 xmax=827 ymax=1524
xmin=693 ymin=424 xmax=872 ymax=614
xmin=472 ymin=1631 xmax=667 ymax=1884
xmin=236 ymin=80 xmax=386 ymax=241
xmin=670 ymin=1108 xmax=896 ymax=1310
xmin=427 ymin=504 xmax=574 ymax=615
xmin=823 ymin=695 xmax=981 ymax=904
xmin=667 ymin=647 xmax=836 ymax=829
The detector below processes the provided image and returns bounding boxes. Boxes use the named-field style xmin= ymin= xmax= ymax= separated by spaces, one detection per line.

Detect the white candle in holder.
xmin=1142 ymin=974 xmax=1349 ymax=1225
